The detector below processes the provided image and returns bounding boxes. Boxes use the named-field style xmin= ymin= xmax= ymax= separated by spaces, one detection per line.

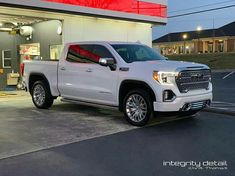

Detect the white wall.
xmin=0 ymin=6 xmax=153 ymax=46
xmin=62 ymin=16 xmax=152 ymax=46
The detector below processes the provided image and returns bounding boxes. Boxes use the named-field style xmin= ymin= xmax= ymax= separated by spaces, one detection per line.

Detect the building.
xmin=0 ymin=0 xmax=167 ymax=90
xmin=153 ymin=21 xmax=235 ymax=55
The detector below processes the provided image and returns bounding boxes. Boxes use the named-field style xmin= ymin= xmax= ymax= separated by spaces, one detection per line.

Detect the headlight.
xmin=153 ymin=71 xmax=177 ymax=84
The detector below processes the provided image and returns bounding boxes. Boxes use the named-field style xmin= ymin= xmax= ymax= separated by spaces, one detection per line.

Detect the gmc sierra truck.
xmin=22 ymin=42 xmax=212 ymax=126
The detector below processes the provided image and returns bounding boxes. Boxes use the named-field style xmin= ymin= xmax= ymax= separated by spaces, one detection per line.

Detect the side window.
xmin=92 ymin=45 xmax=113 ymax=59
xmin=66 ymin=45 xmax=99 ymax=64
xmin=66 ymin=44 xmax=113 ymax=64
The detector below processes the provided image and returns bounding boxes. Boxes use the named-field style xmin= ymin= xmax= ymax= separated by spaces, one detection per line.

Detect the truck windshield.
xmin=111 ymin=44 xmax=165 ymax=63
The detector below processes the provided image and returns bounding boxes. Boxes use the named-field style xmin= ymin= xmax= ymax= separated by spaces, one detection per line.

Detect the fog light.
xmin=163 ymin=90 xmax=176 ymax=102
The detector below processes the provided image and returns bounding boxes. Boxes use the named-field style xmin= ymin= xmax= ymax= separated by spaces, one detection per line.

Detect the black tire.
xmin=32 ymin=80 xmax=54 ymax=109
xmin=123 ymin=89 xmax=153 ymax=126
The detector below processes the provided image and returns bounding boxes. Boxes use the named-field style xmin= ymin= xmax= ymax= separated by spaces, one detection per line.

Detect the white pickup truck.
xmin=22 ymin=42 xmax=212 ymax=126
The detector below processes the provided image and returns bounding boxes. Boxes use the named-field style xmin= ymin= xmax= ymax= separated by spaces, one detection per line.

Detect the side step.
xmin=61 ymin=98 xmax=119 ymax=110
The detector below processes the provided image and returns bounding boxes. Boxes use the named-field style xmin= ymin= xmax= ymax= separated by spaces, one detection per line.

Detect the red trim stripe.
xmin=43 ymin=0 xmax=167 ymax=18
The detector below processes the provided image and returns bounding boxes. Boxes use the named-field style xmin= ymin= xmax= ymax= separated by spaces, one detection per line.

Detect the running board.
xmin=61 ymin=98 xmax=119 ymax=110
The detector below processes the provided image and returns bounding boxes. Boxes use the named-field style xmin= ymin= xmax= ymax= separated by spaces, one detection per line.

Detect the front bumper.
xmin=153 ymin=92 xmax=213 ymax=112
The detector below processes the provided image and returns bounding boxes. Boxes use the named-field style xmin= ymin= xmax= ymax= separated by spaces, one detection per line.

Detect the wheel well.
xmin=28 ymin=74 xmax=51 ymax=95
xmin=119 ymin=80 xmax=156 ymax=111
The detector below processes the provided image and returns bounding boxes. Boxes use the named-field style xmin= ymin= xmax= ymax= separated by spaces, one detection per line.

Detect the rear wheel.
xmin=32 ymin=81 xmax=54 ymax=109
xmin=123 ymin=89 xmax=153 ymax=126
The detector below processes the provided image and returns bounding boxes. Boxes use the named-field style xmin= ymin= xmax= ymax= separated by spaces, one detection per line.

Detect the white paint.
xmin=223 ymin=71 xmax=235 ymax=79
xmin=24 ymin=41 xmax=212 ymax=112
xmin=62 ymin=16 xmax=153 ymax=46
xmin=213 ymin=101 xmax=235 ymax=105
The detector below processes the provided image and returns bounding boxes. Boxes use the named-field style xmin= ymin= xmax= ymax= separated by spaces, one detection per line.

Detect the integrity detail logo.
xmin=163 ymin=161 xmax=228 ymax=170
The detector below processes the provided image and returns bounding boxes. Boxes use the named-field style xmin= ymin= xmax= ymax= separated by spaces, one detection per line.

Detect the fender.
xmin=28 ymin=73 xmax=52 ymax=95
xmin=118 ymin=80 xmax=156 ymax=111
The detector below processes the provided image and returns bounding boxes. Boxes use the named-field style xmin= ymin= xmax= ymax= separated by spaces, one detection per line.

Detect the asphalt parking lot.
xmin=212 ymin=71 xmax=235 ymax=103
xmin=207 ymin=71 xmax=235 ymax=114
xmin=0 ymin=71 xmax=234 ymax=176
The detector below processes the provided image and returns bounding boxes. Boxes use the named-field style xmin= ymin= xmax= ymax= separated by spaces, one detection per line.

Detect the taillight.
xmin=20 ymin=63 xmax=25 ymax=76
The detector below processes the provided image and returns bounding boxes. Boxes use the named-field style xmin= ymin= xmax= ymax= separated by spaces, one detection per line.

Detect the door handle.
xmin=60 ymin=67 xmax=66 ymax=71
xmin=86 ymin=68 xmax=93 ymax=72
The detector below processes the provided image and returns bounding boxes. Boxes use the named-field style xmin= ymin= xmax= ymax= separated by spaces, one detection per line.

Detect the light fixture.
xmin=0 ymin=22 xmax=3 ymax=27
xmin=57 ymin=26 xmax=62 ymax=35
xmin=183 ymin=34 xmax=188 ymax=39
xmin=197 ymin=26 xmax=202 ymax=32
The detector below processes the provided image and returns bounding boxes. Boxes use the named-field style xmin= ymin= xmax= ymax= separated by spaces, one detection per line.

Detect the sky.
xmin=152 ymin=0 xmax=235 ymax=39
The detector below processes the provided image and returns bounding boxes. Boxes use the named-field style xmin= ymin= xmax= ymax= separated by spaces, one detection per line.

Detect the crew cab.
xmin=22 ymin=42 xmax=213 ymax=126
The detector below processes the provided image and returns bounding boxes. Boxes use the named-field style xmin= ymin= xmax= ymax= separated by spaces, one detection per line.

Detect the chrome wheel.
xmin=125 ymin=94 xmax=148 ymax=123
xmin=33 ymin=84 xmax=46 ymax=107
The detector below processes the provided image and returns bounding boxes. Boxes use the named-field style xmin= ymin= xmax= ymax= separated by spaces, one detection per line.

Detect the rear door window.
xmin=66 ymin=45 xmax=99 ymax=63
xmin=66 ymin=44 xmax=113 ymax=64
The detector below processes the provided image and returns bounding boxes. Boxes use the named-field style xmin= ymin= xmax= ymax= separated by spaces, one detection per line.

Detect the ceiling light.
xmin=0 ymin=23 xmax=3 ymax=27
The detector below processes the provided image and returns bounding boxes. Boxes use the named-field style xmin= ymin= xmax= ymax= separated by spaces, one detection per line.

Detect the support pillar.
xmin=224 ymin=40 xmax=228 ymax=52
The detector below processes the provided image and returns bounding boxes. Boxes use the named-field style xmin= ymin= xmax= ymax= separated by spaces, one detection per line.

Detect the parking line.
xmin=222 ymin=71 xmax=235 ymax=79
xmin=213 ymin=101 xmax=235 ymax=105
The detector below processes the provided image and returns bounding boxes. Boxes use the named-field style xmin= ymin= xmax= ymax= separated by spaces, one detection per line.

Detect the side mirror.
xmin=99 ymin=58 xmax=115 ymax=66
xmin=99 ymin=58 xmax=116 ymax=71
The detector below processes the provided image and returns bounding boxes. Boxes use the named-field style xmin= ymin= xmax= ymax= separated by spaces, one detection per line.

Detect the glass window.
xmin=66 ymin=45 xmax=113 ymax=64
xmin=111 ymin=44 xmax=165 ymax=63
xmin=50 ymin=45 xmax=63 ymax=60
xmin=2 ymin=50 xmax=12 ymax=68
xmin=92 ymin=45 xmax=113 ymax=59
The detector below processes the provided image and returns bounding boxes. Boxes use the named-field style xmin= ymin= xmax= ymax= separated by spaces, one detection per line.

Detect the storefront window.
xmin=19 ymin=43 xmax=40 ymax=62
xmin=50 ymin=45 xmax=63 ymax=60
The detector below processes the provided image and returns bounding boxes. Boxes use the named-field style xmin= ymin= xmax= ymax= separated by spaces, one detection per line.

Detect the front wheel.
xmin=123 ymin=89 xmax=153 ymax=126
xmin=32 ymin=81 xmax=54 ymax=109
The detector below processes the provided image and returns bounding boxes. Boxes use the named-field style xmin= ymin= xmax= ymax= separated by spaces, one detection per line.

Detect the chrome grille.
xmin=176 ymin=69 xmax=211 ymax=93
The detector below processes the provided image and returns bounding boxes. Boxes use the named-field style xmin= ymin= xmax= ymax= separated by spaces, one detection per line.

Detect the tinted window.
xmin=93 ymin=45 xmax=113 ymax=58
xmin=66 ymin=45 xmax=113 ymax=64
xmin=112 ymin=44 xmax=165 ymax=63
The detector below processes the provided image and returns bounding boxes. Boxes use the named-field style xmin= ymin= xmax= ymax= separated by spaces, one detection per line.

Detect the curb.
xmin=203 ymin=107 xmax=235 ymax=116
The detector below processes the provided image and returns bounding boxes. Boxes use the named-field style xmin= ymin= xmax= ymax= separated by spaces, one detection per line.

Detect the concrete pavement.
xmin=0 ymin=112 xmax=234 ymax=176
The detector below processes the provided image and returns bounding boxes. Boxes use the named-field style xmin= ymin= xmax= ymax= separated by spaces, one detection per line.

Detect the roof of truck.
xmin=65 ymin=41 xmax=144 ymax=46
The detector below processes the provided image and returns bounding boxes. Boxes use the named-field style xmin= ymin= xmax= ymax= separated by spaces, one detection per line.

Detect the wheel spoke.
xmin=33 ymin=84 xmax=46 ymax=106
xmin=126 ymin=94 xmax=148 ymax=123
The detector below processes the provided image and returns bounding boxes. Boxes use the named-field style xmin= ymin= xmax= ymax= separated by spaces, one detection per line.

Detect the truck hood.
xmin=128 ymin=60 xmax=209 ymax=72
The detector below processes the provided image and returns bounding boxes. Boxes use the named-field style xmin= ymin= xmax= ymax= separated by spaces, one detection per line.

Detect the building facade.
xmin=0 ymin=0 xmax=168 ymax=90
xmin=153 ymin=22 xmax=235 ymax=55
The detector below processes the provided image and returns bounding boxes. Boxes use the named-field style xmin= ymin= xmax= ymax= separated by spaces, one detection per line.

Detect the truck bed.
xmin=23 ymin=60 xmax=60 ymax=96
